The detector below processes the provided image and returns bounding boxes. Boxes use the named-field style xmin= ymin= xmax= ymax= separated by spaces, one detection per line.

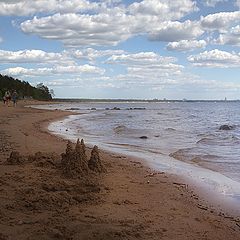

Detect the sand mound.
xmin=5 ymin=151 xmax=60 ymax=168
xmin=2 ymin=140 xmax=104 ymax=215
xmin=29 ymin=151 xmax=60 ymax=168
xmin=13 ymin=176 xmax=101 ymax=212
xmin=5 ymin=151 xmax=24 ymax=165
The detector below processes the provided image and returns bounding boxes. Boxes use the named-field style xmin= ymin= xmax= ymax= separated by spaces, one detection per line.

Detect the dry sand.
xmin=0 ymin=100 xmax=239 ymax=240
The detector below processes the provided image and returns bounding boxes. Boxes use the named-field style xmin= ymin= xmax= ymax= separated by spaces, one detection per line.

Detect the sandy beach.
xmin=0 ymin=100 xmax=239 ymax=240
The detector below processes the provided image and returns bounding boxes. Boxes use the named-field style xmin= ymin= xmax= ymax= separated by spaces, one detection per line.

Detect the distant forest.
xmin=0 ymin=74 xmax=53 ymax=100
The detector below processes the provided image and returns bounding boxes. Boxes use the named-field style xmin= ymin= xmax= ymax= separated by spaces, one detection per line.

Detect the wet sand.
xmin=0 ymin=100 xmax=239 ymax=240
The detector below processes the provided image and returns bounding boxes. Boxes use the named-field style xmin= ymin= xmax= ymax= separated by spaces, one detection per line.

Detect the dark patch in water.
xmin=219 ymin=125 xmax=234 ymax=131
xmin=197 ymin=138 xmax=212 ymax=144
xmin=66 ymin=108 xmax=80 ymax=110
xmin=127 ymin=107 xmax=146 ymax=110
xmin=165 ymin=128 xmax=176 ymax=131
xmin=112 ymin=107 xmax=121 ymax=110
xmin=113 ymin=125 xmax=127 ymax=134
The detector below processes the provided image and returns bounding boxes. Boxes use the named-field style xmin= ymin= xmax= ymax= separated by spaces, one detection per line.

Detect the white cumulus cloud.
xmin=19 ymin=0 xmax=198 ymax=47
xmin=167 ymin=40 xmax=207 ymax=51
xmin=106 ymin=52 xmax=184 ymax=84
xmin=2 ymin=64 xmax=105 ymax=77
xmin=202 ymin=0 xmax=227 ymax=7
xmin=128 ymin=0 xmax=197 ymax=20
xmin=201 ymin=11 xmax=240 ymax=32
xmin=71 ymin=48 xmax=125 ymax=61
xmin=0 ymin=49 xmax=73 ymax=64
xmin=187 ymin=49 xmax=240 ymax=67
xmin=148 ymin=20 xmax=204 ymax=42
xmin=213 ymin=25 xmax=240 ymax=46
xmin=21 ymin=13 xmax=133 ymax=47
xmin=0 ymin=0 xmax=99 ymax=16
xmin=106 ymin=52 xmax=178 ymax=65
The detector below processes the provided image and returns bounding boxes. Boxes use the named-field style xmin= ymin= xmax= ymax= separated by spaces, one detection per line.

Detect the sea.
xmin=33 ymin=101 xmax=240 ymax=213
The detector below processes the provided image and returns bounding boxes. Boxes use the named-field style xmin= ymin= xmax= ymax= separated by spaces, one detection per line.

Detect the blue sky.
xmin=0 ymin=0 xmax=240 ymax=100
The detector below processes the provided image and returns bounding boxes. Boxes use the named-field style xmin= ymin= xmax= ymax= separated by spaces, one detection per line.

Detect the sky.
xmin=0 ymin=0 xmax=240 ymax=100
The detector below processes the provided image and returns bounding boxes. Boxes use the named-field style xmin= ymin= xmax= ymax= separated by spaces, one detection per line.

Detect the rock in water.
xmin=88 ymin=146 xmax=105 ymax=173
xmin=5 ymin=151 xmax=23 ymax=165
xmin=219 ymin=125 xmax=234 ymax=130
xmin=140 ymin=136 xmax=148 ymax=139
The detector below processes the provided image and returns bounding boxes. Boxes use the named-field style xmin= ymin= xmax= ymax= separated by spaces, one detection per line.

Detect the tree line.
xmin=0 ymin=74 xmax=53 ymax=100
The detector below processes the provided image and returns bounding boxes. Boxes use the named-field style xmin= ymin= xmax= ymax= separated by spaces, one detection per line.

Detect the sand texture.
xmin=0 ymin=100 xmax=239 ymax=240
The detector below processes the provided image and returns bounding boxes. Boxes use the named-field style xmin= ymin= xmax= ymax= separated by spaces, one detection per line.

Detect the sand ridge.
xmin=0 ymin=100 xmax=239 ymax=240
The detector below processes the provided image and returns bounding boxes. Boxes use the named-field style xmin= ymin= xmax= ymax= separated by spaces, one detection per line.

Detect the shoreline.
xmin=46 ymin=105 xmax=240 ymax=217
xmin=0 ymin=100 xmax=239 ymax=239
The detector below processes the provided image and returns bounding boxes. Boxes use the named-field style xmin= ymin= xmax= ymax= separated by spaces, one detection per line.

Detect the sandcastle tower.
xmin=66 ymin=140 xmax=73 ymax=155
xmin=61 ymin=139 xmax=89 ymax=177
xmin=61 ymin=139 xmax=105 ymax=177
xmin=75 ymin=139 xmax=87 ymax=161
xmin=75 ymin=138 xmax=81 ymax=153
xmin=88 ymin=146 xmax=105 ymax=173
xmin=80 ymin=139 xmax=87 ymax=160
xmin=75 ymin=138 xmax=89 ymax=174
xmin=61 ymin=140 xmax=74 ymax=177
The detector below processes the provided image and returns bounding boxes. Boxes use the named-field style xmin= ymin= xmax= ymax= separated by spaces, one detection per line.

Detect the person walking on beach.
xmin=4 ymin=90 xmax=11 ymax=106
xmin=11 ymin=90 xmax=18 ymax=107
xmin=3 ymin=95 xmax=6 ymax=105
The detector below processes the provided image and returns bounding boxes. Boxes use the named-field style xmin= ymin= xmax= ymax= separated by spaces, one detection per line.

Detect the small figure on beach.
xmin=3 ymin=95 xmax=6 ymax=105
xmin=4 ymin=90 xmax=11 ymax=106
xmin=11 ymin=90 xmax=18 ymax=107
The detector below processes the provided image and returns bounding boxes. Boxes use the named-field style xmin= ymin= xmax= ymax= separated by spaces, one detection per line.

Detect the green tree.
xmin=36 ymin=83 xmax=52 ymax=100
xmin=50 ymin=89 xmax=55 ymax=98
xmin=0 ymin=75 xmax=52 ymax=100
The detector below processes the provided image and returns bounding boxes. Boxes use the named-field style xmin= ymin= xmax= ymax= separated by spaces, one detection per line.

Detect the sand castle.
xmin=61 ymin=139 xmax=105 ymax=177
xmin=88 ymin=145 xmax=105 ymax=173
xmin=5 ymin=138 xmax=105 ymax=178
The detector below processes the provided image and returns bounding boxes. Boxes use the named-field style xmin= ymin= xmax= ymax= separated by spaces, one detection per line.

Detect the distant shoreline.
xmin=52 ymin=98 xmax=240 ymax=103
